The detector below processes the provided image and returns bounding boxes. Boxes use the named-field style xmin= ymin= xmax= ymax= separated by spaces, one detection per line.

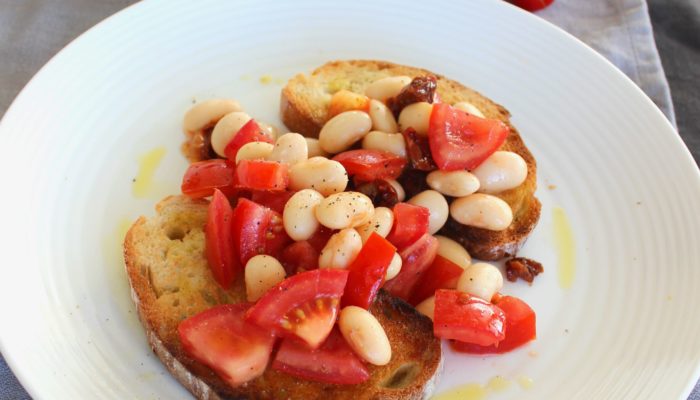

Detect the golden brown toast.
xmin=280 ymin=60 xmax=541 ymax=260
xmin=124 ymin=195 xmax=442 ymax=400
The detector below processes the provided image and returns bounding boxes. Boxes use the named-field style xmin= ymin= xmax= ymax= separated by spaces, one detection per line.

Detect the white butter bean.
xmin=472 ymin=151 xmax=528 ymax=194
xmin=368 ymin=99 xmax=398 ymax=133
xmin=415 ymin=296 xmax=435 ymax=321
xmin=235 ymin=142 xmax=274 ymax=163
xmin=244 ymin=255 xmax=286 ymax=302
xmin=457 ymin=262 xmax=503 ymax=302
xmin=319 ymin=229 xmax=363 ymax=269
xmin=339 ymin=306 xmax=392 ymax=366
xmin=315 ymin=191 xmax=375 ymax=229
xmin=450 ymin=193 xmax=513 ymax=231
xmin=283 ymin=189 xmax=324 ymax=241
xmin=408 ymin=190 xmax=449 ymax=234
xmin=356 ymin=207 xmax=394 ymax=243
xmin=453 ymin=101 xmax=485 ymax=118
xmin=434 ymin=235 xmax=471 ymax=269
xmin=210 ymin=111 xmax=251 ymax=157
xmin=183 ymin=99 xmax=242 ymax=133
xmin=361 ymin=131 xmax=407 ymax=158
xmin=268 ymin=133 xmax=308 ymax=165
xmin=386 ymin=179 xmax=405 ymax=202
xmin=318 ymin=111 xmax=372 ymax=154
xmin=365 ymin=76 xmax=412 ymax=103
xmin=398 ymin=102 xmax=433 ymax=136
xmin=305 ymin=138 xmax=329 ymax=158
xmin=426 ymin=170 xmax=480 ymax=197
xmin=289 ymin=157 xmax=348 ymax=196
xmin=385 ymin=252 xmax=402 ymax=281
xmin=258 ymin=122 xmax=280 ymax=140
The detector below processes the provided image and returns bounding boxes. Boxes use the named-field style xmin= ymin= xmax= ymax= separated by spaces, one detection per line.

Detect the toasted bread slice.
xmin=124 ymin=195 xmax=442 ymax=400
xmin=281 ymin=60 xmax=540 ymax=260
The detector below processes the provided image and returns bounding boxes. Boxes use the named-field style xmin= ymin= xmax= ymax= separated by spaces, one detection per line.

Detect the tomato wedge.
xmin=332 ymin=150 xmax=407 ymax=183
xmin=178 ymin=304 xmax=275 ymax=387
xmin=272 ymin=329 xmax=369 ymax=385
xmin=306 ymin=226 xmax=335 ymax=253
xmin=508 ymin=0 xmax=554 ymax=12
xmin=383 ymin=233 xmax=438 ymax=301
xmin=236 ymin=160 xmax=289 ymax=191
xmin=181 ymin=159 xmax=237 ymax=198
xmin=250 ymin=190 xmax=296 ymax=214
xmin=231 ymin=198 xmax=290 ymax=265
xmin=433 ymin=289 xmax=506 ymax=347
xmin=223 ymin=119 xmax=273 ymax=161
xmin=205 ymin=189 xmax=238 ymax=289
xmin=408 ymin=255 xmax=464 ymax=306
xmin=342 ymin=232 xmax=396 ymax=309
xmin=280 ymin=240 xmax=319 ymax=275
xmin=386 ymin=203 xmax=430 ymax=249
xmin=246 ymin=269 xmax=349 ymax=348
xmin=451 ymin=295 xmax=536 ymax=354
xmin=428 ymin=103 xmax=509 ymax=171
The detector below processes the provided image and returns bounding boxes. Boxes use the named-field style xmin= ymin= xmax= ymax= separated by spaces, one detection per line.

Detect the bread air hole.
xmin=166 ymin=227 xmax=185 ymax=241
xmin=381 ymin=362 xmax=420 ymax=389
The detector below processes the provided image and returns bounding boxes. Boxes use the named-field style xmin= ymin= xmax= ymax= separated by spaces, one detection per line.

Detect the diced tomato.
xmin=236 ymin=160 xmax=289 ymax=191
xmin=250 ymin=190 xmax=296 ymax=214
xmin=178 ymin=304 xmax=275 ymax=387
xmin=223 ymin=119 xmax=273 ymax=161
xmin=342 ymin=233 xmax=396 ymax=309
xmin=272 ymin=329 xmax=369 ymax=385
xmin=383 ymin=233 xmax=438 ymax=301
xmin=433 ymin=289 xmax=506 ymax=347
xmin=327 ymin=90 xmax=371 ymax=119
xmin=246 ymin=269 xmax=348 ymax=348
xmin=386 ymin=203 xmax=430 ymax=249
xmin=409 ymin=255 xmax=464 ymax=306
xmin=428 ymin=103 xmax=509 ymax=171
xmin=307 ymin=226 xmax=335 ymax=253
xmin=231 ymin=198 xmax=290 ymax=265
xmin=451 ymin=295 xmax=536 ymax=354
xmin=508 ymin=0 xmax=554 ymax=12
xmin=280 ymin=241 xmax=319 ymax=275
xmin=332 ymin=150 xmax=407 ymax=183
xmin=181 ymin=159 xmax=237 ymax=198
xmin=205 ymin=190 xmax=238 ymax=289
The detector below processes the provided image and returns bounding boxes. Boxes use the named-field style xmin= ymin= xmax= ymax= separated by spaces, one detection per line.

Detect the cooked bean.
xmin=434 ymin=235 xmax=471 ymax=269
xmin=407 ymin=190 xmax=449 ymax=234
xmin=386 ymin=179 xmax=406 ymax=202
xmin=415 ymin=296 xmax=435 ymax=321
xmin=450 ymin=193 xmax=513 ymax=231
xmin=283 ymin=189 xmax=324 ymax=241
xmin=356 ymin=207 xmax=394 ymax=243
xmin=339 ymin=306 xmax=392 ymax=365
xmin=368 ymin=100 xmax=398 ymax=133
xmin=183 ymin=99 xmax=242 ymax=133
xmin=268 ymin=133 xmax=308 ymax=165
xmin=318 ymin=111 xmax=372 ymax=154
xmin=318 ymin=229 xmax=362 ymax=269
xmin=457 ymin=262 xmax=503 ymax=302
xmin=472 ymin=151 xmax=528 ymax=194
xmin=365 ymin=76 xmax=412 ymax=103
xmin=235 ymin=142 xmax=274 ymax=163
xmin=315 ymin=191 xmax=375 ymax=229
xmin=385 ymin=252 xmax=402 ymax=280
xmin=258 ymin=122 xmax=280 ymax=140
xmin=289 ymin=157 xmax=348 ymax=196
xmin=362 ymin=131 xmax=407 ymax=158
xmin=210 ymin=111 xmax=252 ymax=157
xmin=453 ymin=101 xmax=485 ymax=118
xmin=426 ymin=170 xmax=480 ymax=197
xmin=244 ymin=255 xmax=286 ymax=302
xmin=305 ymin=138 xmax=329 ymax=158
xmin=398 ymin=102 xmax=433 ymax=136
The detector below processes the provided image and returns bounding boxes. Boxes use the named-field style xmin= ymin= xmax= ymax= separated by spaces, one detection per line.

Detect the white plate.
xmin=1 ymin=0 xmax=699 ymax=398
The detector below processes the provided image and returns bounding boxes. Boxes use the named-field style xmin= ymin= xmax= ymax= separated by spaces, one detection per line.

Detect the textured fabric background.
xmin=1 ymin=0 xmax=698 ymax=398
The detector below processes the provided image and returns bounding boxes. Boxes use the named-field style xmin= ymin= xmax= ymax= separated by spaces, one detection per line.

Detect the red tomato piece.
xmin=451 ymin=295 xmax=536 ymax=354
xmin=280 ymin=240 xmax=319 ymax=275
xmin=205 ymin=189 xmax=238 ymax=289
xmin=178 ymin=304 xmax=275 ymax=387
xmin=236 ymin=160 xmax=289 ymax=191
xmin=386 ymin=203 xmax=430 ymax=249
xmin=272 ymin=329 xmax=369 ymax=385
xmin=342 ymin=233 xmax=397 ymax=309
xmin=433 ymin=289 xmax=506 ymax=347
xmin=223 ymin=119 xmax=273 ymax=161
xmin=231 ymin=198 xmax=290 ymax=265
xmin=428 ymin=103 xmax=509 ymax=171
xmin=383 ymin=233 xmax=438 ymax=301
xmin=307 ymin=226 xmax=335 ymax=253
xmin=327 ymin=90 xmax=371 ymax=119
xmin=246 ymin=269 xmax=349 ymax=348
xmin=408 ymin=255 xmax=464 ymax=306
xmin=250 ymin=190 xmax=296 ymax=214
xmin=181 ymin=159 xmax=237 ymax=198
xmin=508 ymin=0 xmax=554 ymax=12
xmin=332 ymin=150 xmax=407 ymax=183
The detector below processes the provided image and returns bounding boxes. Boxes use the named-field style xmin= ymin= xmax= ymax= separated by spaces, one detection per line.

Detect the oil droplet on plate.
xmin=517 ymin=375 xmax=534 ymax=390
xmin=432 ymin=383 xmax=487 ymax=400
xmin=552 ymin=207 xmax=576 ymax=289
xmin=132 ymin=147 xmax=166 ymax=198
xmin=486 ymin=375 xmax=511 ymax=392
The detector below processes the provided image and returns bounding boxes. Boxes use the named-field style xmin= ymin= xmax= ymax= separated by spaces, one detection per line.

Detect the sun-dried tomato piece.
xmin=386 ymin=76 xmax=438 ymax=118
xmin=505 ymin=257 xmax=544 ymax=284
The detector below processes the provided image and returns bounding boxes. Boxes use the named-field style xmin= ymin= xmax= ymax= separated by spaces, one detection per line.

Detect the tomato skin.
xmin=181 ymin=159 xmax=237 ymax=198
xmin=408 ymin=255 xmax=464 ymax=306
xmin=307 ymin=226 xmax=335 ymax=253
xmin=280 ymin=240 xmax=319 ymax=275
xmin=272 ymin=329 xmax=369 ymax=385
xmin=383 ymin=233 xmax=438 ymax=301
xmin=327 ymin=90 xmax=371 ymax=119
xmin=231 ymin=198 xmax=290 ymax=265
xmin=386 ymin=203 xmax=431 ymax=249
xmin=428 ymin=103 xmax=509 ymax=171
xmin=451 ymin=295 xmax=536 ymax=354
xmin=205 ymin=189 xmax=238 ymax=289
xmin=246 ymin=269 xmax=349 ymax=348
xmin=508 ymin=0 xmax=554 ymax=11
xmin=223 ymin=119 xmax=274 ymax=161
xmin=250 ymin=190 xmax=296 ymax=214
xmin=433 ymin=289 xmax=506 ymax=347
xmin=236 ymin=160 xmax=289 ymax=191
xmin=342 ymin=233 xmax=397 ymax=309
xmin=332 ymin=150 xmax=407 ymax=183
xmin=178 ymin=303 xmax=275 ymax=387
